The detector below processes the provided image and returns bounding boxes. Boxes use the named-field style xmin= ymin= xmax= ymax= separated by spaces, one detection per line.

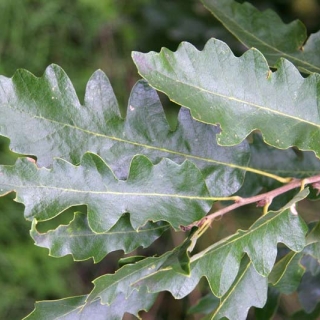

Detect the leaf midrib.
xmin=31 ymin=113 xmax=252 ymax=173
xmin=3 ymin=183 xmax=216 ymax=200
xmin=152 ymin=71 xmax=320 ymax=129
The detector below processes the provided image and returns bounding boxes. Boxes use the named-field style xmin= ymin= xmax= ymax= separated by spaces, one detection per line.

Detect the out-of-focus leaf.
xmin=0 ymin=153 xmax=213 ymax=232
xmin=290 ymin=302 xmax=320 ymax=320
xmin=201 ymin=0 xmax=320 ymax=74
xmin=298 ymin=271 xmax=320 ymax=313
xmin=254 ymin=287 xmax=280 ymax=320
xmin=269 ymin=222 xmax=320 ymax=295
xmin=203 ymin=258 xmax=267 ymax=320
xmin=23 ymin=289 xmax=156 ymax=320
xmin=0 ymin=65 xmax=250 ymax=196
xmin=133 ymin=39 xmax=320 ymax=157
xmin=240 ymin=134 xmax=320 ymax=198
xmin=135 ymin=190 xmax=308 ymax=301
xmin=31 ymin=212 xmax=169 ymax=263
xmin=188 ymin=292 xmax=219 ymax=315
xmin=269 ymin=251 xmax=304 ymax=294
xmin=301 ymin=255 xmax=320 ymax=276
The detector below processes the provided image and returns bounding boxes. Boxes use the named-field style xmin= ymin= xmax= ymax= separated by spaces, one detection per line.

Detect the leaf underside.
xmin=133 ymin=39 xmax=320 ymax=158
xmin=201 ymin=0 xmax=320 ymax=74
xmin=31 ymin=212 xmax=169 ymax=263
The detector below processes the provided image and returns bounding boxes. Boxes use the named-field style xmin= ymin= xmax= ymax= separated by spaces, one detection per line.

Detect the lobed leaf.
xmin=23 ymin=289 xmax=156 ymax=320
xmin=269 ymin=251 xmax=304 ymax=294
xmin=133 ymin=39 xmax=320 ymax=157
xmin=201 ymin=0 xmax=320 ymax=74
xmin=30 ymin=212 xmax=169 ymax=263
xmin=203 ymin=258 xmax=267 ymax=320
xmin=254 ymin=287 xmax=280 ymax=320
xmin=269 ymin=221 xmax=320 ymax=294
xmin=86 ymin=234 xmax=195 ymax=306
xmin=136 ymin=190 xmax=309 ymax=299
xmin=0 ymin=65 xmax=250 ymax=196
xmin=0 ymin=153 xmax=213 ymax=232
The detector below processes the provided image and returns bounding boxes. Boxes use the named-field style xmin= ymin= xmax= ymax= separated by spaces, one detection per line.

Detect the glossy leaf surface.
xmin=0 ymin=153 xmax=213 ymax=232
xmin=133 ymin=39 xmax=320 ymax=157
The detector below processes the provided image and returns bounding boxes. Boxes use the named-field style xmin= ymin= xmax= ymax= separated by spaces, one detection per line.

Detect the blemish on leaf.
xmin=129 ymin=105 xmax=135 ymax=111
xmin=266 ymin=70 xmax=272 ymax=79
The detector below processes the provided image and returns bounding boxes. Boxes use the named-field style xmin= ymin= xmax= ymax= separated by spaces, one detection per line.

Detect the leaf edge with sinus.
xmin=0 ymin=152 xmax=213 ymax=232
xmin=132 ymin=38 xmax=320 ymax=158
xmin=30 ymin=212 xmax=169 ymax=263
xmin=135 ymin=189 xmax=309 ymax=299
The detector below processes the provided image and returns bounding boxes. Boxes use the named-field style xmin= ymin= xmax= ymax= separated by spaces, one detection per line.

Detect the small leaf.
xmin=268 ymin=222 xmax=320 ymax=293
xmin=86 ymin=234 xmax=194 ymax=306
xmin=135 ymin=190 xmax=309 ymax=300
xmin=188 ymin=293 xmax=219 ymax=315
xmin=0 ymin=65 xmax=250 ymax=196
xmin=0 ymin=153 xmax=213 ymax=232
xmin=204 ymin=258 xmax=267 ymax=320
xmin=201 ymin=0 xmax=320 ymax=74
xmin=23 ymin=289 xmax=156 ymax=320
xmin=269 ymin=251 xmax=305 ymax=294
xmin=133 ymin=39 xmax=320 ymax=157
xmin=31 ymin=212 xmax=169 ymax=263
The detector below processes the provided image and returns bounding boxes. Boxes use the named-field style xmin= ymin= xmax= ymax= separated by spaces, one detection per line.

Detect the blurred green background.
xmin=0 ymin=0 xmax=320 ymax=319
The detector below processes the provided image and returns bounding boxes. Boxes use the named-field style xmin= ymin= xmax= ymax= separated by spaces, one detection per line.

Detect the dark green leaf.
xmin=0 ymin=153 xmax=213 ymax=232
xmin=201 ymin=0 xmax=320 ymax=74
xmin=290 ymin=303 xmax=320 ymax=320
xmin=254 ymin=287 xmax=280 ymax=320
xmin=133 ymin=39 xmax=320 ymax=157
xmin=269 ymin=251 xmax=304 ymax=294
xmin=31 ymin=212 xmax=168 ymax=263
xmin=298 ymin=271 xmax=320 ymax=313
xmin=240 ymin=134 xmax=320 ymax=197
xmin=0 ymin=65 xmax=250 ymax=196
xmin=188 ymin=293 xmax=219 ymax=315
xmin=204 ymin=258 xmax=267 ymax=320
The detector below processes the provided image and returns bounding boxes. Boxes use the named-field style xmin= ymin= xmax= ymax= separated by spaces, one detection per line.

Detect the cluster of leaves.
xmin=1 ymin=0 xmax=320 ymax=319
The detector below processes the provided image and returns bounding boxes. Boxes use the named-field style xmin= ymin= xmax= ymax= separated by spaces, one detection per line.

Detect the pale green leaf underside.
xmin=132 ymin=39 xmax=320 ymax=157
xmin=23 ymin=289 xmax=156 ymax=320
xmin=201 ymin=0 xmax=320 ymax=74
xmin=0 ymin=65 xmax=250 ymax=196
xmin=137 ymin=190 xmax=308 ymax=299
xmin=0 ymin=153 xmax=213 ymax=232
xmin=31 ymin=212 xmax=169 ymax=263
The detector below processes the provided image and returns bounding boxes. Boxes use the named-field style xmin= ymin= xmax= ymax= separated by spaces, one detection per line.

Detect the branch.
xmin=181 ymin=174 xmax=320 ymax=231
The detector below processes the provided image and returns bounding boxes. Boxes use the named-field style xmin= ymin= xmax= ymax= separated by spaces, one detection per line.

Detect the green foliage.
xmin=1 ymin=1 xmax=320 ymax=319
